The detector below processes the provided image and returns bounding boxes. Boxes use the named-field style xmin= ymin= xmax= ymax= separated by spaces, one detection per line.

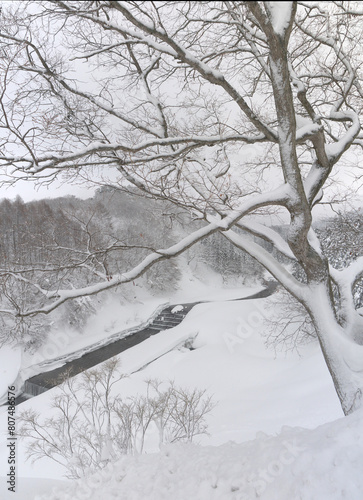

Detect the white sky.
xmin=0 ymin=178 xmax=96 ymax=202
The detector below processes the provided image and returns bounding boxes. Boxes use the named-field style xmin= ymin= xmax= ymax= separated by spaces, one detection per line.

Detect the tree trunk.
xmin=306 ymin=283 xmax=363 ymax=415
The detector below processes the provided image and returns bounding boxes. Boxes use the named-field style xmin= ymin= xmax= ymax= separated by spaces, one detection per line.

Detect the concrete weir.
xmin=22 ymin=380 xmax=48 ymax=398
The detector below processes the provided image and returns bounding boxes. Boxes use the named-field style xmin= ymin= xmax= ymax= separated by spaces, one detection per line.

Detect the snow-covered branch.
xmin=236 ymin=221 xmax=296 ymax=261
xmin=18 ymin=185 xmax=290 ymax=316
xmin=222 ymin=228 xmax=307 ymax=300
xmin=0 ymin=133 xmax=268 ymax=175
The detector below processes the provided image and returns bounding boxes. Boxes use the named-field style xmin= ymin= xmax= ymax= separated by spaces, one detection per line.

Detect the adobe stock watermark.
xmin=236 ymin=438 xmax=306 ymax=499
xmin=223 ymin=301 xmax=268 ymax=353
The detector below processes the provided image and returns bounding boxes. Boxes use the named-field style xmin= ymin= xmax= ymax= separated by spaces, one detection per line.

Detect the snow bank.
xmin=39 ymin=408 xmax=363 ymax=500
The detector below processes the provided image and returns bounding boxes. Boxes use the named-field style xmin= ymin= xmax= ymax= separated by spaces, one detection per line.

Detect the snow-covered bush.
xmin=18 ymin=359 xmax=215 ymax=479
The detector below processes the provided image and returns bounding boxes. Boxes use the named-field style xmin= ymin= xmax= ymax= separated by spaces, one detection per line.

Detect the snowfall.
xmin=0 ymin=272 xmax=362 ymax=500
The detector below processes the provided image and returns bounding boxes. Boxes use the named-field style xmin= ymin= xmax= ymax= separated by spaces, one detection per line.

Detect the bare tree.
xmin=18 ymin=360 xmax=215 ymax=478
xmin=18 ymin=359 xmax=126 ymax=479
xmin=1 ymin=2 xmax=363 ymax=415
xmin=142 ymin=379 xmax=216 ymax=447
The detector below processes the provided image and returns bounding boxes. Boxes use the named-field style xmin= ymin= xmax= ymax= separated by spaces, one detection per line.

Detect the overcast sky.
xmin=0 ymin=177 xmax=96 ymax=202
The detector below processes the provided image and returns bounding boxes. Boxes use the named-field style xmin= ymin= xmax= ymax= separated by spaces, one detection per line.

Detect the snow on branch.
xmin=18 ymin=185 xmax=291 ymax=317
xmin=325 ymin=110 xmax=361 ymax=162
xmin=222 ymin=228 xmax=306 ymax=300
xmin=265 ymin=2 xmax=294 ymax=37
xmin=236 ymin=220 xmax=296 ymax=261
xmin=0 ymin=133 xmax=268 ymax=175
xmin=332 ymin=256 xmax=363 ymax=292
xmin=106 ymin=2 xmax=278 ymax=141
xmin=296 ymin=123 xmax=323 ymax=143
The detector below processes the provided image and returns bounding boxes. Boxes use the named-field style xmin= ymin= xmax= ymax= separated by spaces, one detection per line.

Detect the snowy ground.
xmin=1 ymin=280 xmax=361 ymax=499
xmin=8 ymin=269 xmax=261 ymax=384
xmin=58 ymin=409 xmax=363 ymax=500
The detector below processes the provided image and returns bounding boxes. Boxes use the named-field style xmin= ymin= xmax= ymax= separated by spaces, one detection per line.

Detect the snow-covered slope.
xmin=2 ymin=286 xmax=360 ymax=500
